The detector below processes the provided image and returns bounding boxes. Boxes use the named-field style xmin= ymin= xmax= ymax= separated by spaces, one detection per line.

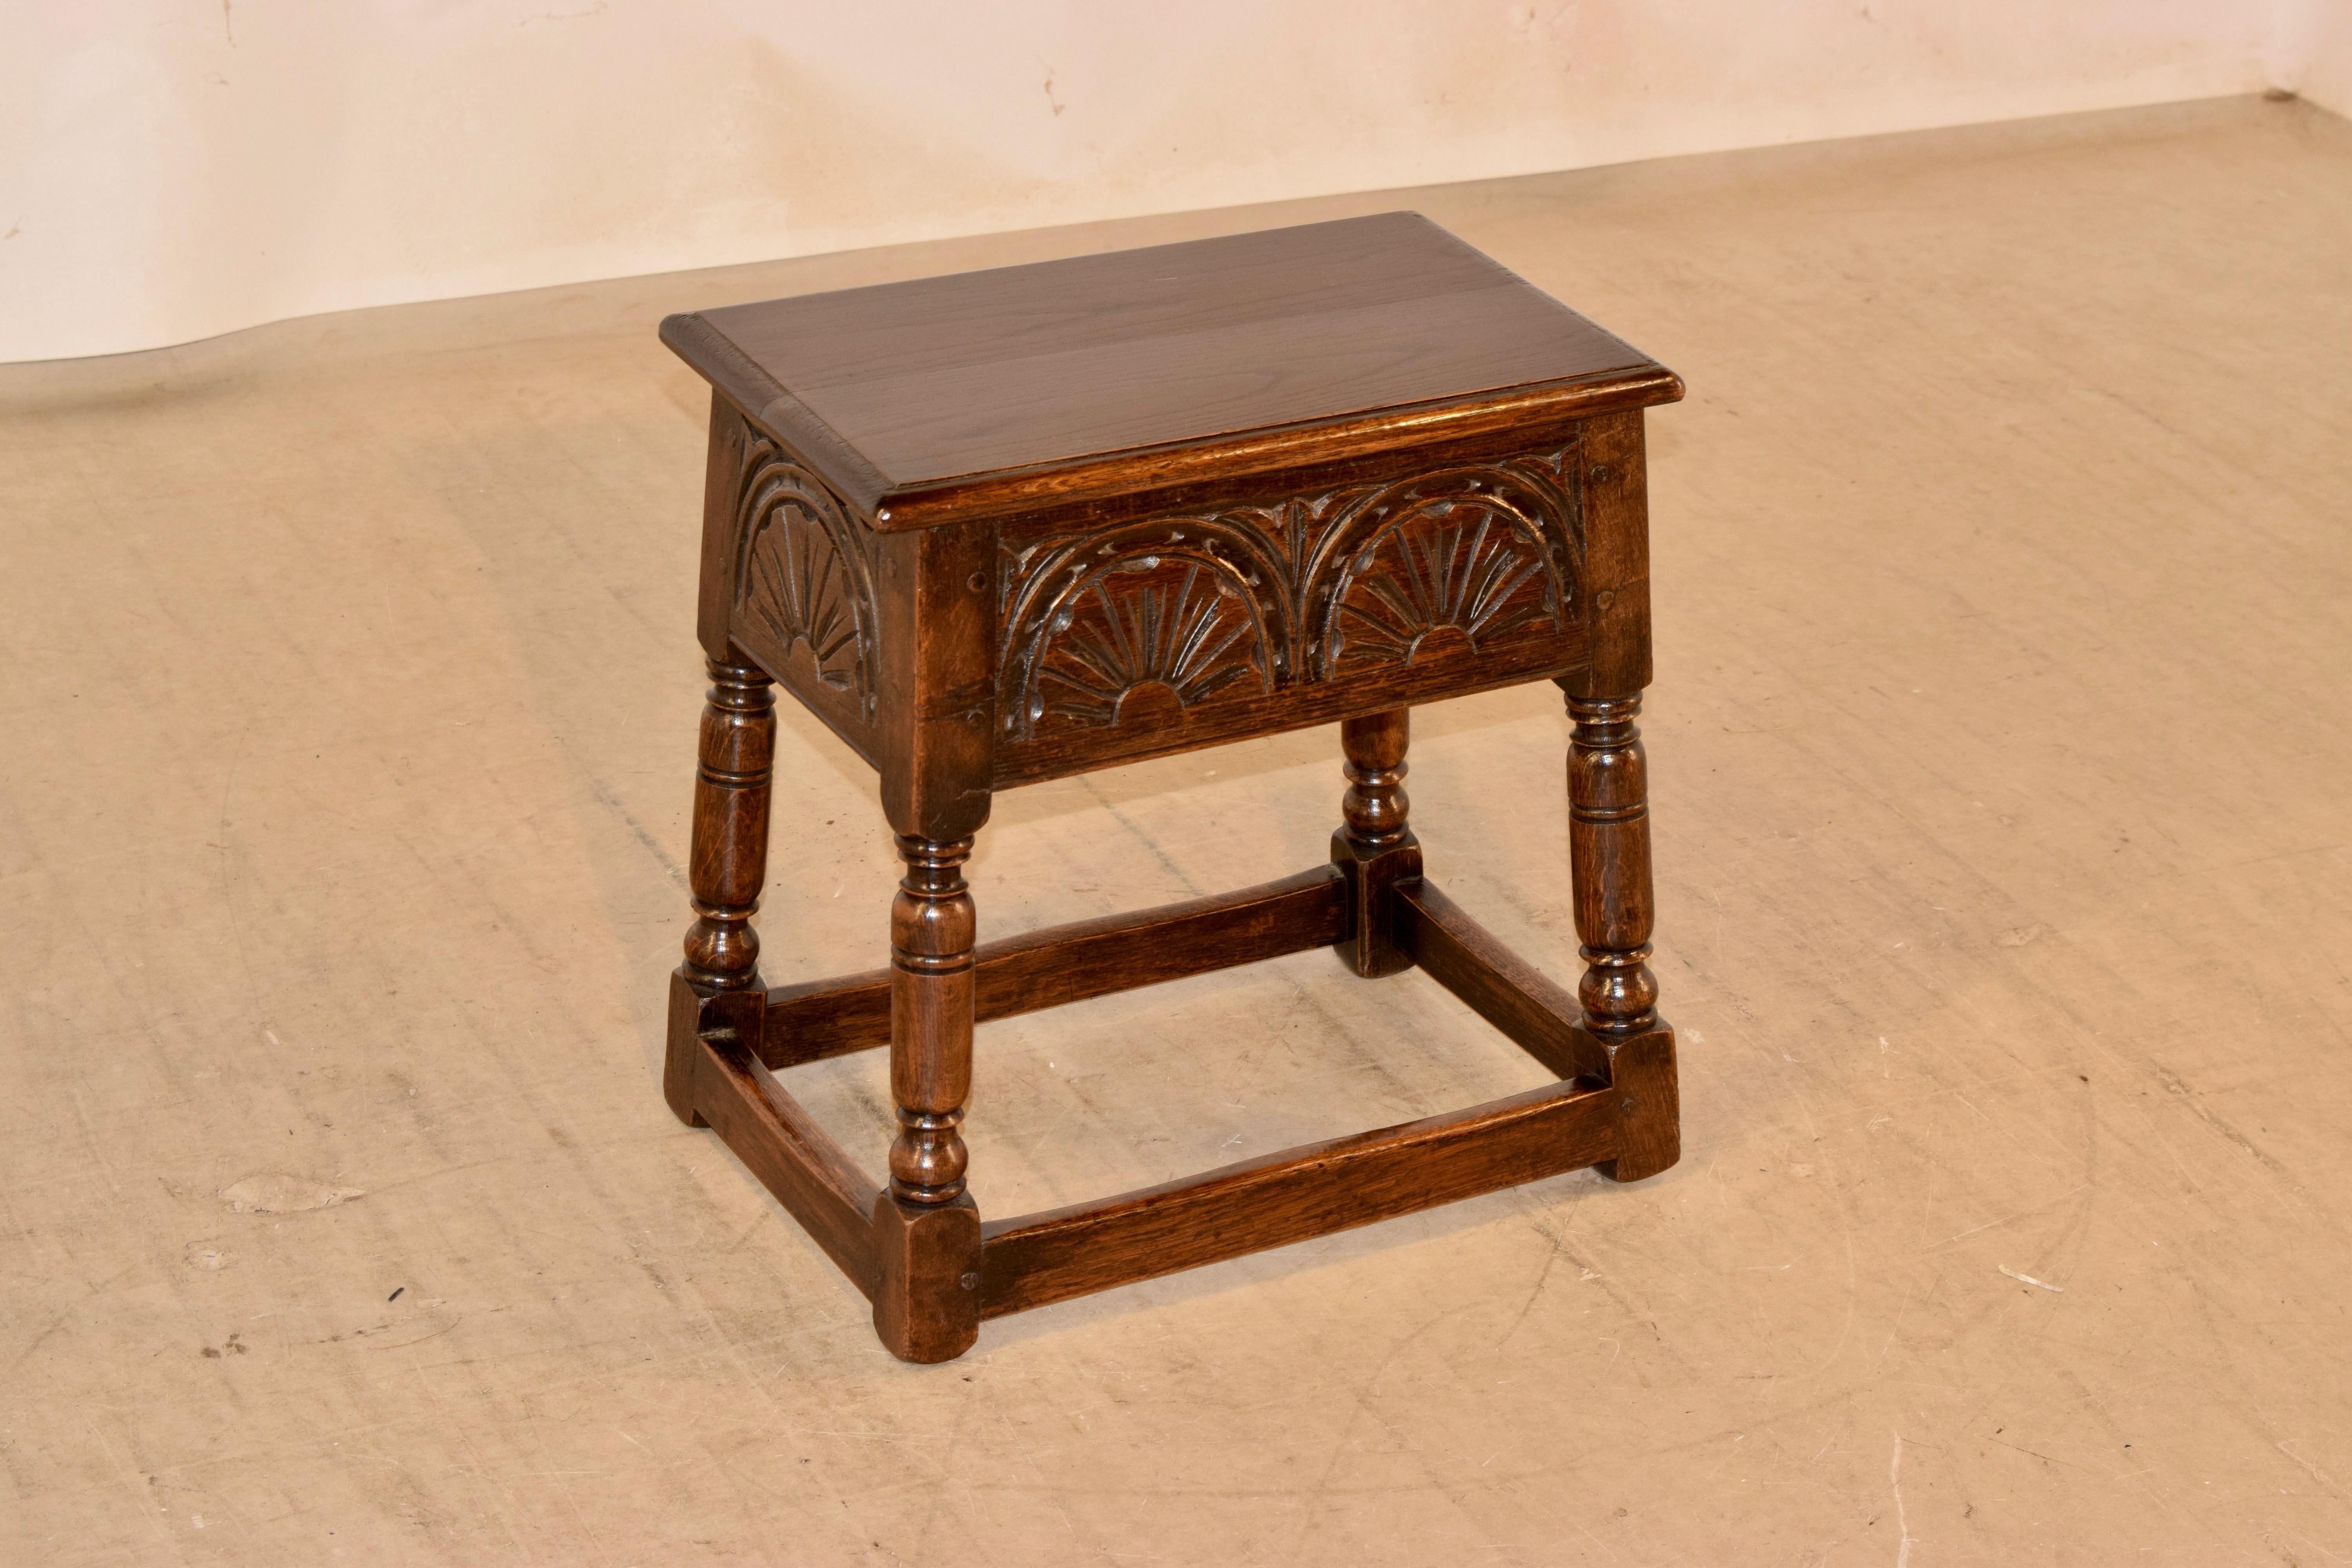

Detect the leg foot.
xmin=1588 ymin=1023 xmax=1679 ymax=1182
xmin=871 ymin=1192 xmax=982 ymax=1363
xmin=664 ymin=970 xmax=710 ymax=1127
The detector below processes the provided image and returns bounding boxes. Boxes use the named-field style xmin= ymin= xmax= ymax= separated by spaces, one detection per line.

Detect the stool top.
xmin=662 ymin=212 xmax=1679 ymax=530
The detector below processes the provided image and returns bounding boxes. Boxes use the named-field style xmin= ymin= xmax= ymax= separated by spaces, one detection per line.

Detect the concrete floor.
xmin=4 ymin=95 xmax=2350 ymax=1566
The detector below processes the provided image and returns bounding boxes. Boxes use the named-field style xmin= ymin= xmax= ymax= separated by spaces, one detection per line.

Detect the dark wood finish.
xmin=661 ymin=213 xmax=1679 ymax=529
xmin=1568 ymin=410 xmax=1654 ymax=695
xmin=660 ymin=867 xmax=1672 ymax=1347
xmin=695 ymin=392 xmax=743 ymax=661
xmin=693 ymin=1013 xmax=884 ymax=1299
xmin=1560 ymin=689 xmax=1659 ymax=1037
xmin=886 ymin=836 xmax=977 ymax=1206
xmin=874 ymin=829 xmax=985 ymax=1358
xmin=1331 ymin=710 xmax=1419 ymax=978
xmin=1394 ymin=880 xmax=1610 ymax=1084
xmin=872 ymin=1192 xmax=981 ymax=1363
xmin=703 ymin=400 xmax=883 ymax=764
xmin=989 ymin=434 xmax=1591 ymax=786
xmin=1555 ymin=676 xmax=1678 ymax=1185
xmin=978 ymin=1077 xmax=1621 ymax=1318
xmin=995 ymin=617 xmax=1587 ymax=788
xmin=1592 ymin=1023 xmax=1680 ymax=1185
xmin=876 ymin=523 xmax=996 ymax=841
xmin=679 ymin=657 xmax=776 ymax=990
xmin=658 ymin=213 xmax=1685 ymax=1361
xmin=664 ymin=655 xmax=776 ymax=1125
xmin=760 ymin=867 xmax=1348 ymax=1068
xmin=1338 ymin=712 xmax=1411 ymax=849
xmin=664 ymin=969 xmax=715 ymax=1128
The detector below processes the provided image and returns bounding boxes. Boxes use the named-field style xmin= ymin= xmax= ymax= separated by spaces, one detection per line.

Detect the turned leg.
xmin=873 ymin=833 xmax=982 ymax=1362
xmin=664 ymin=655 xmax=777 ymax=1125
xmin=1562 ymin=685 xmax=1679 ymax=1181
xmin=1564 ymin=693 xmax=1656 ymax=1034
xmin=1332 ymin=709 xmax=1423 ymax=977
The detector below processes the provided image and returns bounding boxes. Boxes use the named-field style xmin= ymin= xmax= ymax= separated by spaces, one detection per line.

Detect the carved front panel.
xmin=727 ymin=428 xmax=882 ymax=746
xmin=1000 ymin=517 xmax=1286 ymax=739
xmin=996 ymin=440 xmax=1586 ymax=778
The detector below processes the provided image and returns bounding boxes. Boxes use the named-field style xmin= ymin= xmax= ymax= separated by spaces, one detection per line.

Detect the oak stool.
xmin=659 ymin=213 xmax=1684 ymax=1362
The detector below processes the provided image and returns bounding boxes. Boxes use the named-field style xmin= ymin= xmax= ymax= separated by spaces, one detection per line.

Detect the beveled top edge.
xmin=663 ymin=304 xmax=1682 ymax=529
xmin=659 ymin=310 xmax=893 ymax=506
xmin=863 ymin=367 xmax=1687 ymax=530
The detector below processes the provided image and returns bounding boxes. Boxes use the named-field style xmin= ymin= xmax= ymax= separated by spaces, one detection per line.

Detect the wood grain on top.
xmin=663 ymin=213 xmax=1673 ymax=521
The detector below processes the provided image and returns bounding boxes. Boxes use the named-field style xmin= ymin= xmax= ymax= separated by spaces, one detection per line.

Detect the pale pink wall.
xmin=2288 ymin=0 xmax=2352 ymax=112
xmin=0 ymin=1 xmax=2319 ymax=362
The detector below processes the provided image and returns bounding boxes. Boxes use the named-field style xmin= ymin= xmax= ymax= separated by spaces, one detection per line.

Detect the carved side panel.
xmin=730 ymin=431 xmax=881 ymax=733
xmin=996 ymin=438 xmax=1584 ymax=755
